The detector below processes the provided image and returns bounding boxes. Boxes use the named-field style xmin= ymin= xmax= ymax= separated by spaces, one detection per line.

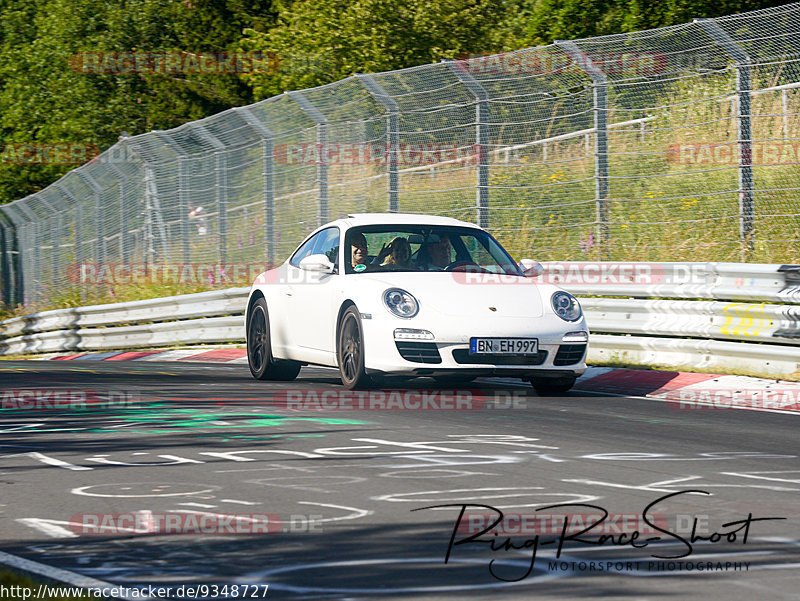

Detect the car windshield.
xmin=344 ymin=225 xmax=523 ymax=275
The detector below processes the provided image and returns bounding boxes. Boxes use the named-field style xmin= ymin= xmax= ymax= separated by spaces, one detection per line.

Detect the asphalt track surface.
xmin=0 ymin=360 xmax=799 ymax=600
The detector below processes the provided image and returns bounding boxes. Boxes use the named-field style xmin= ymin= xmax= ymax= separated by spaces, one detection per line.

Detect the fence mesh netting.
xmin=1 ymin=3 xmax=799 ymax=305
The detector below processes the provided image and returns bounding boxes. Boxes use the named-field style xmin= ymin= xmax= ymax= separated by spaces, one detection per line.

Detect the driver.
xmin=350 ymin=232 xmax=370 ymax=268
xmin=417 ymin=234 xmax=452 ymax=270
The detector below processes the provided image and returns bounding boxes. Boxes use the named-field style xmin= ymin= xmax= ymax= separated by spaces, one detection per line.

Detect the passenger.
xmin=377 ymin=237 xmax=412 ymax=268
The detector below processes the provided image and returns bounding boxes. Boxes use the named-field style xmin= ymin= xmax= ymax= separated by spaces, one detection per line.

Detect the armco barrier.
xmin=1 ymin=263 xmax=799 ymax=376
xmin=582 ymin=299 xmax=800 ymax=344
xmin=0 ymin=288 xmax=249 ymax=356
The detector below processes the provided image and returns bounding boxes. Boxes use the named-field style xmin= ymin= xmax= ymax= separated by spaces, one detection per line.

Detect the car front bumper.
xmin=360 ymin=312 xmax=587 ymax=378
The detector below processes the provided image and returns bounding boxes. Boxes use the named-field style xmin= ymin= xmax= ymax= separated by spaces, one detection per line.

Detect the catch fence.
xmin=1 ymin=3 xmax=800 ymax=307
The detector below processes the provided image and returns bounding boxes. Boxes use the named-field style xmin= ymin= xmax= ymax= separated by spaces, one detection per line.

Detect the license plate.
xmin=470 ymin=338 xmax=538 ymax=354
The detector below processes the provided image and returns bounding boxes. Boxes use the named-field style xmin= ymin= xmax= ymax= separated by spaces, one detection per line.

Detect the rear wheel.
xmin=247 ymin=298 xmax=302 ymax=381
xmin=530 ymin=375 xmax=576 ymax=395
xmin=337 ymin=306 xmax=371 ymax=390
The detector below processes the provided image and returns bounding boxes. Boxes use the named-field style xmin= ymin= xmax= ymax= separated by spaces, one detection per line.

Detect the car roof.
xmin=338 ymin=213 xmax=480 ymax=228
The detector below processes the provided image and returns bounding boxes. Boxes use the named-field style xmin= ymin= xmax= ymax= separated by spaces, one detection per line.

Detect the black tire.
xmin=337 ymin=306 xmax=371 ymax=390
xmin=530 ymin=375 xmax=576 ymax=395
xmin=247 ymin=298 xmax=302 ymax=381
xmin=433 ymin=375 xmax=477 ymax=386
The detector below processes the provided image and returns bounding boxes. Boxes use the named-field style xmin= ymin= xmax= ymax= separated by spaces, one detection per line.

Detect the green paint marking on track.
xmin=84 ymin=410 xmax=367 ymax=433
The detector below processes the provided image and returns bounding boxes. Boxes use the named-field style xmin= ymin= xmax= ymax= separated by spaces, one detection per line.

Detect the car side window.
xmin=290 ymin=227 xmax=340 ymax=269
xmin=313 ymin=227 xmax=340 ymax=271
xmin=290 ymin=233 xmax=319 ymax=267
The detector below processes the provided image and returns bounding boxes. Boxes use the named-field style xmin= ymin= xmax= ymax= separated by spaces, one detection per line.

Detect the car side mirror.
xmin=519 ymin=259 xmax=543 ymax=277
xmin=299 ymin=254 xmax=335 ymax=273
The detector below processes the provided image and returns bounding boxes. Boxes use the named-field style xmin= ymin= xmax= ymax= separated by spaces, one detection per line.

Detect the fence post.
xmin=287 ymin=90 xmax=329 ymax=226
xmin=192 ymin=124 xmax=228 ymax=264
xmin=154 ymin=132 xmax=191 ymax=264
xmin=696 ymin=18 xmax=754 ymax=253
xmin=78 ymin=172 xmax=106 ymax=266
xmin=53 ymin=183 xmax=85 ymax=303
xmin=443 ymin=60 xmax=490 ymax=228
xmin=235 ymin=107 xmax=277 ymax=269
xmin=0 ymin=217 xmax=9 ymax=308
xmin=103 ymin=156 xmax=131 ymax=265
xmin=556 ymin=41 xmax=609 ymax=255
xmin=0 ymin=208 xmax=19 ymax=307
xmin=356 ymin=73 xmax=400 ymax=213
xmin=13 ymin=204 xmax=38 ymax=305
xmin=36 ymin=196 xmax=60 ymax=295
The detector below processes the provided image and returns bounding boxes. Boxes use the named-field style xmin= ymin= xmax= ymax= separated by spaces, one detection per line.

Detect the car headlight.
xmin=552 ymin=291 xmax=582 ymax=321
xmin=383 ymin=288 xmax=419 ymax=318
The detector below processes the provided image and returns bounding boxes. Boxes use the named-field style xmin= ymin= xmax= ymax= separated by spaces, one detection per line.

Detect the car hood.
xmin=364 ymin=272 xmax=545 ymax=318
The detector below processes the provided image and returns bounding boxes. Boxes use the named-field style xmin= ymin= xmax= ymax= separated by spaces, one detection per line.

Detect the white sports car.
xmin=245 ymin=213 xmax=587 ymax=392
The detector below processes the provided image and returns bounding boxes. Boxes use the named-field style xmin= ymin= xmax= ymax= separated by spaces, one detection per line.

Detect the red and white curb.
xmin=29 ymin=348 xmax=800 ymax=411
xmin=42 ymin=348 xmax=250 ymax=364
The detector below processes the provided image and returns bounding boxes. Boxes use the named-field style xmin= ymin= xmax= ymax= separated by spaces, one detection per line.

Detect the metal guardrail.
xmin=543 ymin=261 xmax=800 ymax=302
xmin=587 ymin=334 xmax=800 ymax=377
xmin=0 ymin=288 xmax=249 ymax=355
xmin=582 ymin=299 xmax=800 ymax=344
xmin=1 ymin=262 xmax=799 ymax=375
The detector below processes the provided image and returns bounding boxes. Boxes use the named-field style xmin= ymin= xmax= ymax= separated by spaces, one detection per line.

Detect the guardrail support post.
xmin=235 ymin=107 xmax=277 ymax=268
xmin=444 ymin=60 xmax=490 ymax=228
xmin=696 ymin=18 xmax=754 ymax=254
xmin=556 ymin=41 xmax=609 ymax=255
xmin=287 ymin=90 xmax=329 ymax=226
xmin=356 ymin=74 xmax=400 ymax=213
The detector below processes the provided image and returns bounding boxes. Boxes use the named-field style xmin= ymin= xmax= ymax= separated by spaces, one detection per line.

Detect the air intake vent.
xmin=395 ymin=341 xmax=442 ymax=364
xmin=452 ymin=350 xmax=547 ymax=365
xmin=554 ymin=344 xmax=586 ymax=366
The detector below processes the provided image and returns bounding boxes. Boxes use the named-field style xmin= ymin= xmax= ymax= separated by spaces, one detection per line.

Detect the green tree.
xmin=0 ymin=0 xmax=278 ymax=204
xmin=514 ymin=0 xmax=793 ymax=45
xmin=240 ymin=0 xmax=509 ymax=99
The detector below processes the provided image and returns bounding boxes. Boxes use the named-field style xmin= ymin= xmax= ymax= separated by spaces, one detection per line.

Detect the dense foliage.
xmin=0 ymin=0 xmax=790 ymax=204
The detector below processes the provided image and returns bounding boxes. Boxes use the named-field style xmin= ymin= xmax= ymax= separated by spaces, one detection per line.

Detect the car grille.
xmin=452 ymin=349 xmax=548 ymax=366
xmin=553 ymin=344 xmax=587 ymax=366
xmin=395 ymin=341 xmax=442 ymax=364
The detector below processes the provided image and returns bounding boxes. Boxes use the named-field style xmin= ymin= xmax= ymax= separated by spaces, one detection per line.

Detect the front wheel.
xmin=337 ymin=306 xmax=371 ymax=390
xmin=530 ymin=375 xmax=576 ymax=395
xmin=247 ymin=298 xmax=301 ymax=381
